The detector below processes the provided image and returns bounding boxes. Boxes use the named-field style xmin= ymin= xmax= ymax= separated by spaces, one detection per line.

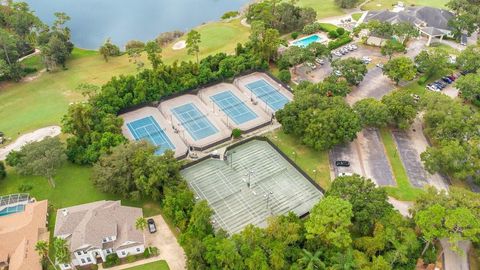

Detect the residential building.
xmin=53 ymin=200 xmax=145 ymax=270
xmin=361 ymin=6 xmax=455 ymax=45
xmin=0 ymin=194 xmax=48 ymax=270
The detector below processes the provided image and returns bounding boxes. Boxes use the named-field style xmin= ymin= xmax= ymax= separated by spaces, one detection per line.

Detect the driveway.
xmin=144 ymin=215 xmax=186 ymax=270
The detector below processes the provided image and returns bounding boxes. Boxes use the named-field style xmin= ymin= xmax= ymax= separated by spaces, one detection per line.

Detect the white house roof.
xmin=54 ymin=200 xmax=144 ymax=251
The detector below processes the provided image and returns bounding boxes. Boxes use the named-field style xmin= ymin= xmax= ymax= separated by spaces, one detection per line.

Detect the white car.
xmin=334 ymin=70 xmax=342 ymax=76
xmin=338 ymin=172 xmax=353 ymax=177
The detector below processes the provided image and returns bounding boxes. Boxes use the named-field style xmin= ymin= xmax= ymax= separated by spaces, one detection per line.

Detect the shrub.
xmin=221 ymin=11 xmax=239 ymax=20
xmin=104 ymin=254 xmax=120 ymax=268
xmin=327 ymin=35 xmax=353 ymax=50
xmin=328 ymin=30 xmax=339 ymax=39
xmin=156 ymin=30 xmax=184 ymax=46
xmin=232 ymin=128 xmax=242 ymax=139
xmin=417 ymin=76 xmax=428 ymax=85
xmin=18 ymin=184 xmax=33 ymax=192
xmin=90 ymin=265 xmax=99 ymax=270
xmin=278 ymin=69 xmax=291 ymax=83
xmin=277 ymin=57 xmax=291 ymax=70
xmin=291 ymin=32 xmax=300 ymax=39
xmin=125 ymin=40 xmax=145 ymax=51
xmin=336 ymin=27 xmax=345 ymax=35
xmin=125 ymin=255 xmax=136 ymax=263
xmin=0 ymin=161 xmax=5 ymax=180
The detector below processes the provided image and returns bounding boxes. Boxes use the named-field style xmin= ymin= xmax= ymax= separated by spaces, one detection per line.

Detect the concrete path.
xmin=0 ymin=126 xmax=61 ymax=160
xmin=440 ymin=239 xmax=471 ymax=270
xmin=388 ymin=197 xmax=412 ymax=217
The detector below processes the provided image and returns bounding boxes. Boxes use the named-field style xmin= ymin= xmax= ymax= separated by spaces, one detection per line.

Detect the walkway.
xmin=0 ymin=126 xmax=61 ymax=160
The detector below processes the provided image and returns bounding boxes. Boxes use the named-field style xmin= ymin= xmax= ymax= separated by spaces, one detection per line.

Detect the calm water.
xmin=20 ymin=0 xmax=250 ymax=49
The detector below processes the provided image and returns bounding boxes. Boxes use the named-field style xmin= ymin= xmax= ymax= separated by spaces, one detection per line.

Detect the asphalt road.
xmin=391 ymin=129 xmax=429 ymax=188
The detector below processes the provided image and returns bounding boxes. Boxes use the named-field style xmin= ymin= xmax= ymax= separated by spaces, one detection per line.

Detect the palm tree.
xmin=35 ymin=240 xmax=57 ymax=270
xmin=53 ymin=237 xmax=70 ymax=267
xmin=135 ymin=217 xmax=151 ymax=253
xmin=297 ymin=249 xmax=326 ymax=270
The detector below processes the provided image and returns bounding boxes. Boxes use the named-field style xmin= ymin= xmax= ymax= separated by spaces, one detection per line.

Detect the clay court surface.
xmin=181 ymin=139 xmax=324 ymax=234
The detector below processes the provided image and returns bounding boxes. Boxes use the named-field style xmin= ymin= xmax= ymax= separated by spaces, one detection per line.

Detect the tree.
xmin=392 ymin=22 xmax=419 ymax=44
xmin=381 ymin=39 xmax=406 ymax=59
xmin=454 ymin=72 xmax=480 ymax=105
xmin=414 ymin=48 xmax=451 ymax=79
xmin=277 ymin=95 xmax=361 ymax=151
xmin=446 ymin=0 xmax=480 ymax=36
xmin=305 ymin=196 xmax=353 ymax=249
xmin=135 ymin=217 xmax=147 ymax=231
xmin=7 ymin=137 xmax=66 ymax=187
xmin=327 ymin=175 xmax=393 ymax=235
xmin=38 ymin=12 xmax=74 ymax=70
xmin=381 ymin=90 xmax=418 ymax=129
xmin=35 ymin=240 xmax=57 ymax=270
xmin=186 ymin=30 xmax=201 ymax=65
xmin=335 ymin=0 xmax=359 ymax=8
xmin=92 ymin=141 xmax=183 ymax=200
xmin=332 ymin=57 xmax=368 ymax=85
xmin=0 ymin=161 xmax=6 ymax=180
xmin=281 ymin=45 xmax=314 ymax=69
xmin=353 ymin=98 xmax=391 ymax=128
xmin=0 ymin=29 xmax=23 ymax=81
xmin=249 ymin=21 xmax=282 ymax=62
xmin=297 ymin=249 xmax=326 ymax=270
xmin=53 ymin=237 xmax=70 ymax=266
xmin=456 ymin=44 xmax=480 ymax=72
xmin=383 ymin=56 xmax=416 ymax=85
xmin=99 ymin=38 xmax=120 ymax=62
xmin=145 ymin=41 xmax=162 ymax=70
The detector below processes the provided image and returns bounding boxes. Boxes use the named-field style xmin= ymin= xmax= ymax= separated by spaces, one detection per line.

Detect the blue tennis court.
xmin=245 ymin=79 xmax=289 ymax=111
xmin=172 ymin=103 xmax=218 ymax=141
xmin=211 ymin=91 xmax=258 ymax=125
xmin=126 ymin=116 xmax=175 ymax=155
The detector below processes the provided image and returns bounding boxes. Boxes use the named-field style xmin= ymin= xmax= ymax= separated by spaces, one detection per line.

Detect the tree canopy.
xmin=383 ymin=56 xmax=417 ymax=85
xmin=332 ymin=57 xmax=368 ymax=85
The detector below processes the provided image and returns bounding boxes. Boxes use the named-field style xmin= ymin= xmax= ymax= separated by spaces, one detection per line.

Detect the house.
xmin=361 ymin=6 xmax=455 ymax=45
xmin=0 ymin=194 xmax=48 ymax=270
xmin=53 ymin=200 xmax=145 ymax=270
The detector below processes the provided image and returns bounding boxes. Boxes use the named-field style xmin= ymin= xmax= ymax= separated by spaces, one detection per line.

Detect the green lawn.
xmin=0 ymin=19 xmax=250 ymax=141
xmin=352 ymin=12 xmax=363 ymax=21
xmin=124 ymin=260 xmax=170 ymax=270
xmin=265 ymin=129 xmax=331 ymax=190
xmin=361 ymin=0 xmax=449 ymax=10
xmin=319 ymin=23 xmax=338 ymax=32
xmin=0 ymin=163 xmax=162 ymax=216
xmin=297 ymin=0 xmax=345 ymax=18
xmin=20 ymin=54 xmax=43 ymax=71
xmin=380 ymin=128 xmax=425 ymax=201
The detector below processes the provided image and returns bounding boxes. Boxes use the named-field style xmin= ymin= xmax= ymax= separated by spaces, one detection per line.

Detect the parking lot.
xmin=330 ymin=128 xmax=395 ymax=187
xmin=392 ymin=118 xmax=449 ymax=190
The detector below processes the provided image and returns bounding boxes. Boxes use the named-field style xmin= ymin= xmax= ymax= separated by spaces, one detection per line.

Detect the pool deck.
xmin=197 ymin=83 xmax=272 ymax=132
xmin=234 ymin=72 xmax=293 ymax=114
xmin=120 ymin=106 xmax=188 ymax=158
xmin=158 ymin=94 xmax=231 ymax=150
xmin=288 ymin=33 xmax=329 ymax=47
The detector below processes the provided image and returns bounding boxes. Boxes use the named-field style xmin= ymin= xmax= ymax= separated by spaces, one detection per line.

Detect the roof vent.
xmin=62 ymin=209 xmax=68 ymax=216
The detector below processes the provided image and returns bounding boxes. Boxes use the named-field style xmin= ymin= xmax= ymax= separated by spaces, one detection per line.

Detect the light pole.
xmin=265 ymin=192 xmax=273 ymax=214
xmin=313 ymin=169 xmax=317 ymax=181
xmin=247 ymin=170 xmax=254 ymax=188
xmin=230 ymin=150 xmax=236 ymax=168
xmin=292 ymin=151 xmax=296 ymax=162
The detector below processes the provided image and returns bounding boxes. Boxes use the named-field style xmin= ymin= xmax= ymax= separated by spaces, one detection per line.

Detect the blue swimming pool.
xmin=245 ymin=79 xmax=290 ymax=111
xmin=172 ymin=103 xmax=218 ymax=141
xmin=292 ymin=34 xmax=323 ymax=47
xmin=126 ymin=116 xmax=175 ymax=155
xmin=211 ymin=91 xmax=258 ymax=125
xmin=0 ymin=205 xmax=25 ymax=216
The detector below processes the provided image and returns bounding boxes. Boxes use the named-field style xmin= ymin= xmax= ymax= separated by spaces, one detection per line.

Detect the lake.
xmin=20 ymin=0 xmax=250 ymax=49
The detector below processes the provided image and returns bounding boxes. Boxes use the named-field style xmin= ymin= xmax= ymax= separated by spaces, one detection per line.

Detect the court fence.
xmin=117 ymin=70 xmax=293 ymax=116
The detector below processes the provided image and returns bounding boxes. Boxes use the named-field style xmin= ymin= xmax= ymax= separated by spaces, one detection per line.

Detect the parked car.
xmin=442 ymin=77 xmax=452 ymax=84
xmin=147 ymin=218 xmax=157 ymax=233
xmin=335 ymin=160 xmax=350 ymax=167
xmin=334 ymin=70 xmax=342 ymax=76
xmin=315 ymin=58 xmax=325 ymax=65
xmin=426 ymin=84 xmax=440 ymax=91
xmin=351 ymin=44 xmax=358 ymax=50
xmin=376 ymin=63 xmax=384 ymax=69
xmin=338 ymin=172 xmax=353 ymax=177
